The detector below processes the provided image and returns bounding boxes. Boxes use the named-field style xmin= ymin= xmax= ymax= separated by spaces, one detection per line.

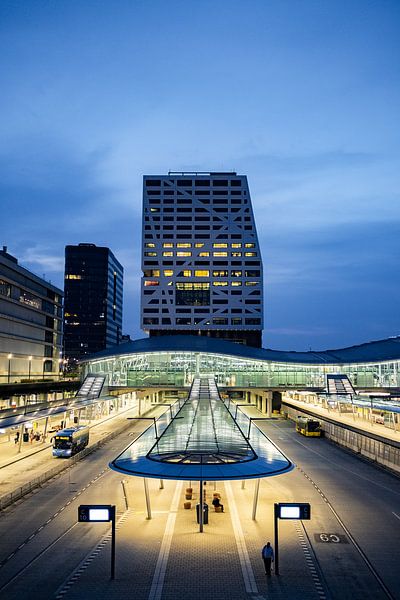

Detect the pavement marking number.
xmin=315 ymin=533 xmax=348 ymax=544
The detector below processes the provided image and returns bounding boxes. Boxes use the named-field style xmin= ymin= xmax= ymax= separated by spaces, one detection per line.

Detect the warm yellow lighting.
xmin=7 ymin=353 xmax=12 ymax=359
xmin=28 ymin=355 xmax=33 ymax=361
xmin=177 ymin=243 xmax=191 ymax=248
xmin=65 ymin=274 xmax=82 ymax=280
xmin=163 ymin=243 xmax=173 ymax=248
xmin=245 ymin=252 xmax=256 ymax=257
xmin=195 ymin=270 xmax=209 ymax=277
xmin=198 ymin=251 xmax=210 ymax=257
xmin=163 ymin=251 xmax=173 ymax=257
xmin=231 ymin=252 xmax=242 ymax=257
xmin=231 ymin=243 xmax=242 ymax=248
xmin=163 ymin=270 xmax=174 ymax=277
xmin=144 ymin=280 xmax=159 ymax=286
xmin=213 ymin=252 xmax=227 ymax=257
xmin=245 ymin=243 xmax=255 ymax=248
xmin=145 ymin=242 xmax=155 ymax=248
xmin=213 ymin=243 xmax=228 ymax=248
xmin=177 ymin=251 xmax=191 ymax=257
xmin=231 ymin=281 xmax=242 ymax=286
xmin=195 ymin=243 xmax=204 ymax=248
xmin=213 ymin=270 xmax=228 ymax=277
xmin=213 ymin=281 xmax=228 ymax=286
xmin=245 ymin=281 xmax=258 ymax=286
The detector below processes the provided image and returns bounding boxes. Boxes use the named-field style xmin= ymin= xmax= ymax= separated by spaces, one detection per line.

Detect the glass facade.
xmin=84 ymin=349 xmax=400 ymax=389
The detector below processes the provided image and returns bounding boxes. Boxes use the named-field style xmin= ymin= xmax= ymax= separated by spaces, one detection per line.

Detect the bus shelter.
xmin=110 ymin=377 xmax=294 ymax=531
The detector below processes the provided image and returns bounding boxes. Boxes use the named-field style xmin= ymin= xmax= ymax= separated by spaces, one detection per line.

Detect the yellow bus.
xmin=296 ymin=416 xmax=321 ymax=437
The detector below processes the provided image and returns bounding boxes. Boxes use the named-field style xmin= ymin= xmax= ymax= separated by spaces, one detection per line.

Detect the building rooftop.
xmin=82 ymin=334 xmax=400 ymax=365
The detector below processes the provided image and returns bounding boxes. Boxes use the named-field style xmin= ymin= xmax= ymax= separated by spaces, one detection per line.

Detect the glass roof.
xmin=148 ymin=378 xmax=255 ymax=464
xmin=109 ymin=378 xmax=294 ymax=480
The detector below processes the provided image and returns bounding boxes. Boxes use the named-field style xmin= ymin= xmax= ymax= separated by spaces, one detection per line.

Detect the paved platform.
xmin=281 ymin=397 xmax=399 ymax=443
xmin=55 ymin=478 xmax=325 ymax=600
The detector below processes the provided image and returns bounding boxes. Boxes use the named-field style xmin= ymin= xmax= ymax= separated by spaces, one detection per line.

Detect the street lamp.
xmin=42 ymin=358 xmax=46 ymax=380
xmin=28 ymin=356 xmax=33 ymax=381
xmin=7 ymin=354 xmax=12 ymax=384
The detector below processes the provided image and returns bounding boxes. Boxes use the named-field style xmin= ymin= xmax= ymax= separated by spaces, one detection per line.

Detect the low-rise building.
xmin=0 ymin=247 xmax=63 ymax=383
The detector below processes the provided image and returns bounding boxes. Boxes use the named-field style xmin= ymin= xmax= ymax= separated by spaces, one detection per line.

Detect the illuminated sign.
xmin=78 ymin=505 xmax=115 ymax=522
xmin=277 ymin=503 xmax=310 ymax=520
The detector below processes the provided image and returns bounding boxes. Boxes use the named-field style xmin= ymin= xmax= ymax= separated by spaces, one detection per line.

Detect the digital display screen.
xmin=89 ymin=508 xmax=110 ymax=521
xmin=280 ymin=506 xmax=300 ymax=519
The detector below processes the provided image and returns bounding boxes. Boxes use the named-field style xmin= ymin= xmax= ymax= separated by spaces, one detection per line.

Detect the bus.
xmin=52 ymin=426 xmax=90 ymax=457
xmin=296 ymin=416 xmax=322 ymax=437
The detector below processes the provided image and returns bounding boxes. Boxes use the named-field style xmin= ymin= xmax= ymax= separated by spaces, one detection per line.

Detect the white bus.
xmin=52 ymin=426 xmax=90 ymax=457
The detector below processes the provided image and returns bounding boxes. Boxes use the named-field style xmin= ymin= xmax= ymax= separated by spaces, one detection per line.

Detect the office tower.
xmin=0 ymin=246 xmax=63 ymax=383
xmin=141 ymin=172 xmax=263 ymax=347
xmin=64 ymin=243 xmax=123 ymax=360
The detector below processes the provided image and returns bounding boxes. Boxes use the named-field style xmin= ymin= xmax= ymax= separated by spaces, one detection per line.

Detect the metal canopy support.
xmin=252 ymin=478 xmax=260 ymax=521
xmin=144 ymin=478 xmax=152 ymax=520
xmin=199 ymin=479 xmax=203 ymax=533
xmin=18 ymin=423 xmax=24 ymax=453
xmin=42 ymin=416 xmax=49 ymax=443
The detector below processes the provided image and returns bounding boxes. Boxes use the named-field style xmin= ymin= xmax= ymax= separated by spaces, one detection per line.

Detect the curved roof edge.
xmin=81 ymin=334 xmax=400 ymax=365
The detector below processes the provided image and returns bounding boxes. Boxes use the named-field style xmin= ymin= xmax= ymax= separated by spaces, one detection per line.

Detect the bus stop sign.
xmin=78 ymin=504 xmax=115 ymax=522
xmin=277 ymin=502 xmax=311 ymax=520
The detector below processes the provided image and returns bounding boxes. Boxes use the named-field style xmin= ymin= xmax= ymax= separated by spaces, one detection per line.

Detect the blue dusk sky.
xmin=1 ymin=0 xmax=399 ymax=351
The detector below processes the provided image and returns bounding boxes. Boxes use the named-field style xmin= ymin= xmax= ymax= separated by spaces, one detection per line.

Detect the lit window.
xmin=231 ymin=252 xmax=242 ymax=257
xmin=213 ymin=281 xmax=228 ymax=286
xmin=245 ymin=243 xmax=255 ymax=248
xmin=145 ymin=243 xmax=155 ymax=248
xmin=231 ymin=243 xmax=242 ymax=248
xmin=144 ymin=269 xmax=160 ymax=277
xmin=163 ymin=270 xmax=174 ymax=277
xmin=231 ymin=270 xmax=242 ymax=277
xmin=213 ymin=252 xmax=227 ymax=257
xmin=195 ymin=243 xmax=204 ymax=248
xmin=163 ymin=251 xmax=173 ymax=257
xmin=195 ymin=270 xmax=209 ymax=277
xmin=177 ymin=243 xmax=191 ymax=248
xmin=213 ymin=270 xmax=228 ymax=277
xmin=177 ymin=270 xmax=192 ymax=277
xmin=213 ymin=243 xmax=228 ymax=248
xmin=245 ymin=281 xmax=258 ymax=286
xmin=163 ymin=243 xmax=173 ymax=248
xmin=144 ymin=280 xmax=159 ymax=286
xmin=144 ymin=252 xmax=157 ymax=257
xmin=177 ymin=251 xmax=191 ymax=257
xmin=198 ymin=251 xmax=210 ymax=257
xmin=231 ymin=281 xmax=242 ymax=286
xmin=245 ymin=252 xmax=257 ymax=257
xmin=150 ymin=207 xmax=159 ymax=212
xmin=65 ymin=274 xmax=82 ymax=280
xmin=176 ymin=282 xmax=210 ymax=290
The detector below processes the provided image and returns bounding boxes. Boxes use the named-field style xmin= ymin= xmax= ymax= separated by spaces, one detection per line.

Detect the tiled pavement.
xmin=55 ymin=477 xmax=324 ymax=600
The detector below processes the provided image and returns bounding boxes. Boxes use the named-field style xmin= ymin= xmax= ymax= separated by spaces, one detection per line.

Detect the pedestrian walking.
xmin=261 ymin=541 xmax=274 ymax=576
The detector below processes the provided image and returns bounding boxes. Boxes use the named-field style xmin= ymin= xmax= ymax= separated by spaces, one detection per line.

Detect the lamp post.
xmin=58 ymin=358 xmax=62 ymax=380
xmin=42 ymin=358 xmax=46 ymax=381
xmin=28 ymin=356 xmax=32 ymax=381
xmin=7 ymin=354 xmax=12 ymax=384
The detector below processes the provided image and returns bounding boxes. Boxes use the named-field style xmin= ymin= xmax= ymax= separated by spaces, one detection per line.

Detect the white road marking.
xmin=224 ymin=481 xmax=258 ymax=595
xmin=148 ymin=481 xmax=183 ymax=600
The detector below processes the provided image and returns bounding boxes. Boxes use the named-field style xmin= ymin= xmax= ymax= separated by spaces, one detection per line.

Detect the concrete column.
xmin=266 ymin=392 xmax=273 ymax=418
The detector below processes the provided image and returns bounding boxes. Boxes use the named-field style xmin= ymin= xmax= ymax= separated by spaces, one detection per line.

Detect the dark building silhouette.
xmin=64 ymin=244 xmax=123 ymax=360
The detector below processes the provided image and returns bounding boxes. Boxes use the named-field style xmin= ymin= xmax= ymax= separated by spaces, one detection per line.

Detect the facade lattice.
xmin=141 ymin=172 xmax=263 ymax=347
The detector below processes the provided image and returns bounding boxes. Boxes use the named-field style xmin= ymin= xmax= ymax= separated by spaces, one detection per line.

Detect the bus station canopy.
xmin=110 ymin=378 xmax=294 ymax=481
